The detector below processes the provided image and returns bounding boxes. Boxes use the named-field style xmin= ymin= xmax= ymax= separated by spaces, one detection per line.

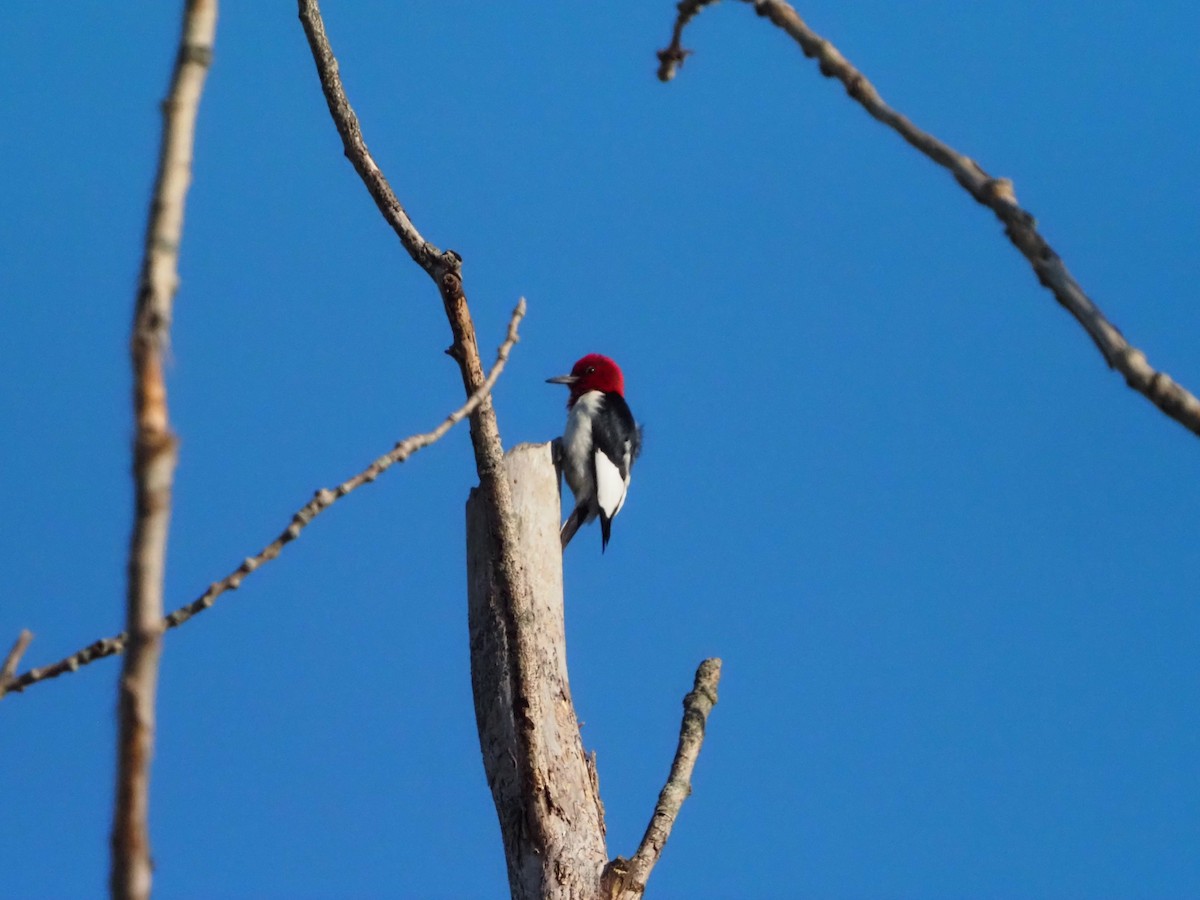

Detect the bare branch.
xmin=112 ymin=2 xmax=217 ymax=897
xmin=296 ymin=1 xmax=508 ymax=453
xmin=604 ymin=658 xmax=723 ymax=899
xmin=155 ymin=299 xmax=523 ymax=630
xmin=1 ymin=304 xmax=524 ymax=698
xmin=0 ymin=630 xmax=33 ymax=695
xmin=297 ymin=6 xmax=562 ymax=889
xmin=660 ymin=0 xmax=1200 ymax=438
xmin=296 ymin=0 xmax=444 ymax=276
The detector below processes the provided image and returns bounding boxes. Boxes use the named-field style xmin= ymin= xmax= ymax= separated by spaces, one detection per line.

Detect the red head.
xmin=546 ymin=353 xmax=626 ymax=404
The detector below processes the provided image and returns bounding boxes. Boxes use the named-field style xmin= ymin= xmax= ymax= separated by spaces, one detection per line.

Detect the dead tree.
xmin=296 ymin=3 xmax=725 ymax=894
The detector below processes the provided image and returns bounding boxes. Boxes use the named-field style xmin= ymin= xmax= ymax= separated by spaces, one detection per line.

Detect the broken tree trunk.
xmin=466 ymin=441 xmax=608 ymax=899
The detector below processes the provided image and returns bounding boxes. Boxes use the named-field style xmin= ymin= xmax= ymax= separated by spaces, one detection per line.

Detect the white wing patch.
xmin=594 ymin=443 xmax=631 ymax=521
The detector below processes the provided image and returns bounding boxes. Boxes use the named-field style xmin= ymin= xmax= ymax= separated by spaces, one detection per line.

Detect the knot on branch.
xmin=656 ymin=46 xmax=692 ymax=81
xmin=601 ymin=857 xmax=637 ymax=899
xmin=180 ymin=43 xmax=214 ymax=67
xmin=845 ymin=72 xmax=868 ymax=100
xmin=983 ymin=176 xmax=1017 ymax=206
xmin=133 ymin=429 xmax=178 ymax=470
xmin=133 ymin=304 xmax=172 ymax=339
xmin=440 ymin=266 xmax=463 ymax=300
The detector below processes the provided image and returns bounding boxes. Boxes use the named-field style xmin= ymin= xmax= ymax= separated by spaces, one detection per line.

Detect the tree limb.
xmin=658 ymin=0 xmax=1200 ymax=438
xmin=111 ymin=2 xmax=217 ymax=897
xmin=603 ymin=658 xmax=723 ymax=899
xmin=1 ymin=305 xmax=524 ymax=698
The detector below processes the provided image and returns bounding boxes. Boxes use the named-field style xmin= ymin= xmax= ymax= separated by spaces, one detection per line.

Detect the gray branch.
xmin=659 ymin=0 xmax=1200 ymax=438
xmin=1 ymin=307 xmax=523 ymax=697
xmin=112 ymin=1 xmax=218 ymax=897
xmin=604 ymin=659 xmax=723 ymax=899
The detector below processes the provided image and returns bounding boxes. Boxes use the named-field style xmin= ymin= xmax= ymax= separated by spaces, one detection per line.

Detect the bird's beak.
xmin=546 ymin=374 xmax=578 ymax=385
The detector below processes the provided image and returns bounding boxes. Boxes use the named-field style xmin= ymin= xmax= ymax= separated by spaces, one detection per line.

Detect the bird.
xmin=547 ymin=353 xmax=642 ymax=551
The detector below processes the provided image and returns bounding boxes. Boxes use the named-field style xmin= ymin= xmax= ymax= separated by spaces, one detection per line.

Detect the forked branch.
xmin=659 ymin=0 xmax=1200 ymax=438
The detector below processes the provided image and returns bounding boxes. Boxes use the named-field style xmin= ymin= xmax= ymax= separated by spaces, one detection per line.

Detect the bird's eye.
xmin=585 ymin=366 xmax=596 ymax=376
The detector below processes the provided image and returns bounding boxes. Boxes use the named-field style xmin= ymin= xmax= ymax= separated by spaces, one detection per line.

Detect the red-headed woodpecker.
xmin=547 ymin=353 xmax=642 ymax=551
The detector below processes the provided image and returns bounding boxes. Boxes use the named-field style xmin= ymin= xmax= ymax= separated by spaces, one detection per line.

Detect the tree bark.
xmin=467 ymin=442 xmax=608 ymax=899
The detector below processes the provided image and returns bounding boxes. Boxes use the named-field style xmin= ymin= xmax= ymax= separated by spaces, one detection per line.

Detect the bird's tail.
xmin=560 ymin=507 xmax=584 ymax=549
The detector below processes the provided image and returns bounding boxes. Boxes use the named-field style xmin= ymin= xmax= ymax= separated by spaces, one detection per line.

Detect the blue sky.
xmin=3 ymin=2 xmax=1199 ymax=897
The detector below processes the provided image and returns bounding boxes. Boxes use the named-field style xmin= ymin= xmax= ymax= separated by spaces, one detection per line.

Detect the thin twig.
xmin=0 ymin=630 xmax=33 ymax=695
xmin=297 ymin=0 xmax=445 ymax=277
xmin=112 ymin=2 xmax=217 ymax=897
xmin=1 ymin=303 xmax=524 ymax=698
xmin=659 ymin=0 xmax=1200 ymax=438
xmin=603 ymin=658 xmax=723 ymax=899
